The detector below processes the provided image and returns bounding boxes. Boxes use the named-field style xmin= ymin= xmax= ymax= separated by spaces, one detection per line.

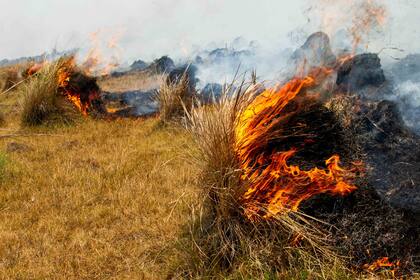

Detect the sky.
xmin=0 ymin=0 xmax=419 ymax=63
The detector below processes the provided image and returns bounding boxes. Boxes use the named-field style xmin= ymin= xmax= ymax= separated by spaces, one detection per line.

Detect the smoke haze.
xmin=0 ymin=0 xmax=418 ymax=63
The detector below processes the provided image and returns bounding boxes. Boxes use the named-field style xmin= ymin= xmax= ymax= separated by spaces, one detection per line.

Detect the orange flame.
xmin=349 ymin=0 xmax=387 ymax=53
xmin=80 ymin=30 xmax=121 ymax=76
xmin=235 ymin=68 xmax=360 ymax=218
xmin=57 ymin=58 xmax=98 ymax=116
xmin=26 ymin=62 xmax=45 ymax=76
xmin=363 ymin=257 xmax=401 ymax=277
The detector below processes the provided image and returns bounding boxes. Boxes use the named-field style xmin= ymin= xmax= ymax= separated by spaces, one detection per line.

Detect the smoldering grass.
xmin=19 ymin=58 xmax=79 ymax=127
xmin=177 ymin=79 xmax=349 ymax=278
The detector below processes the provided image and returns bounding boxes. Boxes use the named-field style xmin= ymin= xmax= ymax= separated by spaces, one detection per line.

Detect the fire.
xmin=79 ymin=30 xmax=122 ymax=76
xmin=363 ymin=257 xmax=401 ymax=277
xmin=26 ymin=62 xmax=45 ymax=76
xmin=235 ymin=68 xmax=360 ymax=218
xmin=349 ymin=0 xmax=387 ymax=52
xmin=57 ymin=58 xmax=99 ymax=116
xmin=311 ymin=0 xmax=387 ymax=53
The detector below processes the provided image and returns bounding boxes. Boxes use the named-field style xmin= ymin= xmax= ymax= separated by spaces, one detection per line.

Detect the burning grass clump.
xmin=157 ymin=72 xmax=195 ymax=123
xmin=178 ymin=67 xmax=419 ymax=278
xmin=19 ymin=59 xmax=80 ymax=126
xmin=177 ymin=82 xmax=355 ymax=278
xmin=19 ymin=57 xmax=104 ymax=126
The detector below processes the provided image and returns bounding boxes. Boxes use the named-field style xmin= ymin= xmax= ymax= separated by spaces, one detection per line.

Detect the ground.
xmin=0 ymin=68 xmax=418 ymax=279
xmin=0 ymin=72 xmax=200 ymax=279
xmin=0 ymin=117 xmax=200 ymax=279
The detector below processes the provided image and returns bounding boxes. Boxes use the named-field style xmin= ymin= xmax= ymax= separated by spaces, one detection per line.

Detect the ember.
xmin=363 ymin=257 xmax=401 ymax=277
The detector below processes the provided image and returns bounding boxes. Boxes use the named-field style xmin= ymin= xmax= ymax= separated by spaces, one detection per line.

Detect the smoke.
xmin=0 ymin=0 xmax=418 ymax=131
xmin=383 ymin=54 xmax=420 ymax=134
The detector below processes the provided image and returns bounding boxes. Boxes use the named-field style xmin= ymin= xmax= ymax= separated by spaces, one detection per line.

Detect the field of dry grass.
xmin=0 ymin=80 xmax=199 ymax=278
xmin=0 ymin=65 xmax=417 ymax=279
xmin=0 ymin=119 xmax=199 ymax=279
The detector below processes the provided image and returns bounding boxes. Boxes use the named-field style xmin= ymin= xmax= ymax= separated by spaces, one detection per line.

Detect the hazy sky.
xmin=0 ymin=0 xmax=418 ymax=63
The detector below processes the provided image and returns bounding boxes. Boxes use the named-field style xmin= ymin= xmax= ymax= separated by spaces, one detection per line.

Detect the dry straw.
xmin=19 ymin=58 xmax=79 ymax=126
xmin=179 ymin=78 xmax=348 ymax=278
xmin=157 ymin=70 xmax=195 ymax=124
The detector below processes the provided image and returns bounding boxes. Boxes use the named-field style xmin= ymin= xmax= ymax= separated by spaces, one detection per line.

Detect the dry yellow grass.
xmin=0 ymin=118 xmax=199 ymax=279
xmin=98 ymin=71 xmax=162 ymax=93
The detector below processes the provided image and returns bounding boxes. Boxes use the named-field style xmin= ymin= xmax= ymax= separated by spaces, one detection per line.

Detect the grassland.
xmin=0 ymin=117 xmax=201 ymax=279
xmin=0 ymin=71 xmax=201 ymax=279
xmin=0 ymin=66 xmax=417 ymax=279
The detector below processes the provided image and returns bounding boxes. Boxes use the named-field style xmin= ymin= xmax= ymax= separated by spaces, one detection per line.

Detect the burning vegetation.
xmin=0 ymin=1 xmax=417 ymax=278
xmin=235 ymin=67 xmax=362 ymax=218
xmin=180 ymin=33 xmax=419 ymax=277
xmin=19 ymin=57 xmax=106 ymax=125
xmin=56 ymin=58 xmax=103 ymax=116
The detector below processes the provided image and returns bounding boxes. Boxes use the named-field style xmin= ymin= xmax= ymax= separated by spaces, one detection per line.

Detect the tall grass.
xmin=19 ymin=59 xmax=78 ymax=126
xmin=0 ymin=66 xmax=21 ymax=92
xmin=0 ymin=111 xmax=5 ymax=127
xmin=157 ymin=73 xmax=194 ymax=123
xmin=0 ymin=152 xmax=7 ymax=180
xmin=179 ymin=80 xmax=355 ymax=279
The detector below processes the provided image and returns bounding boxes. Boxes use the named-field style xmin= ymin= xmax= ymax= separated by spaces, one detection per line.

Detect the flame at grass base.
xmin=235 ymin=68 xmax=360 ymax=218
xmin=363 ymin=257 xmax=401 ymax=277
xmin=57 ymin=58 xmax=100 ymax=116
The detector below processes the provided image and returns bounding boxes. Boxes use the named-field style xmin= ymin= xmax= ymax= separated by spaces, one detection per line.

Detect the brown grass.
xmin=157 ymin=74 xmax=194 ymax=124
xmin=19 ymin=59 xmax=80 ymax=126
xmin=178 ymin=82 xmax=343 ymax=278
xmin=0 ymin=118 xmax=199 ymax=279
xmin=98 ymin=71 xmax=162 ymax=93
xmin=0 ymin=65 xmax=23 ymax=93
xmin=0 ymin=62 xmax=416 ymax=279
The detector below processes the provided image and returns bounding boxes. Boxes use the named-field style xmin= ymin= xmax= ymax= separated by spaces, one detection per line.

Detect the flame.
xmin=57 ymin=58 xmax=98 ymax=116
xmin=311 ymin=0 xmax=387 ymax=53
xmin=348 ymin=0 xmax=387 ymax=52
xmin=79 ymin=30 xmax=122 ymax=76
xmin=235 ymin=68 xmax=360 ymax=218
xmin=363 ymin=257 xmax=401 ymax=277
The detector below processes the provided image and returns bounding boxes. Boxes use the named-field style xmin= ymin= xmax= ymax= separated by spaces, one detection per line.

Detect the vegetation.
xmin=0 ymin=118 xmax=198 ymax=279
xmin=0 ymin=152 xmax=7 ymax=180
xmin=157 ymin=73 xmax=194 ymax=123
xmin=0 ymin=65 xmax=21 ymax=93
xmin=0 ymin=61 xmax=416 ymax=279
xmin=98 ymin=71 xmax=162 ymax=93
xmin=19 ymin=59 xmax=79 ymax=126
xmin=176 ymin=82 xmax=353 ymax=279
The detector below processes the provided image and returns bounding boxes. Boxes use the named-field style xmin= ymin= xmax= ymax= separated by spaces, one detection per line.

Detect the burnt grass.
xmin=273 ymin=96 xmax=420 ymax=274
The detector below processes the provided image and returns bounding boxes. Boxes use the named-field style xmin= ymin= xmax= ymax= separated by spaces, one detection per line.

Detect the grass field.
xmin=0 ymin=66 xmax=417 ymax=279
xmin=0 ymin=70 xmax=201 ymax=279
xmin=0 ymin=116 xmax=199 ymax=279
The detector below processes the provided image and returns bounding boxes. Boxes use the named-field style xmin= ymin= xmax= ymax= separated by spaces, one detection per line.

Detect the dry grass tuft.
xmin=19 ymin=59 xmax=79 ymax=126
xmin=0 ymin=111 xmax=5 ymax=127
xmin=0 ymin=66 xmax=22 ymax=93
xmin=0 ymin=152 xmax=7 ymax=179
xmin=177 ymin=81 xmax=352 ymax=278
xmin=157 ymin=73 xmax=195 ymax=124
